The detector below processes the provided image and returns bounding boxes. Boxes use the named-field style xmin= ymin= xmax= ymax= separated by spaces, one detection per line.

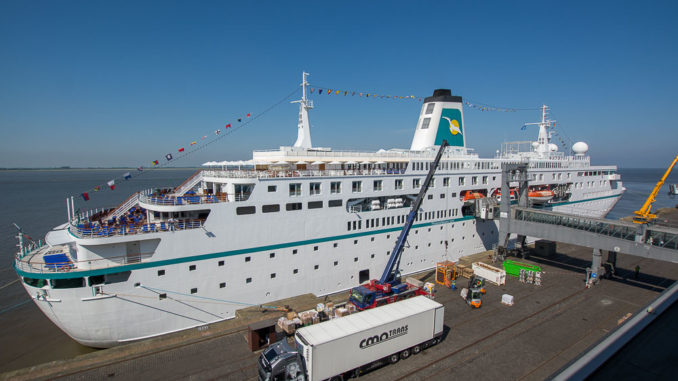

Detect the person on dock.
xmin=634 ymin=265 xmax=640 ymax=279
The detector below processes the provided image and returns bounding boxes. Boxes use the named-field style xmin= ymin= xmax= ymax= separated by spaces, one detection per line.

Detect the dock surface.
xmin=2 ymin=238 xmax=677 ymax=380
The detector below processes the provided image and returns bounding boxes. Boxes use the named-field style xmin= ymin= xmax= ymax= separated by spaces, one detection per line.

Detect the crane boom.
xmin=380 ymin=140 xmax=449 ymax=284
xmin=633 ymin=154 xmax=678 ymax=224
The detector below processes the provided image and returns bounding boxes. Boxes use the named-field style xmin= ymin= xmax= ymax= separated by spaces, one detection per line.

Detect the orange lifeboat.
xmin=528 ymin=189 xmax=555 ymax=204
xmin=494 ymin=189 xmax=516 ymax=203
xmin=462 ymin=191 xmax=486 ymax=203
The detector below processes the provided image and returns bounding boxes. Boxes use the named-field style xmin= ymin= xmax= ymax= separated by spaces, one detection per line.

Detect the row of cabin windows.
xmin=236 ymin=200 xmax=342 ymax=215
xmin=347 ymin=208 xmax=460 ymax=231
xmin=411 ymin=161 xmax=500 ymax=171
xmin=279 ymin=176 xmax=498 ymax=197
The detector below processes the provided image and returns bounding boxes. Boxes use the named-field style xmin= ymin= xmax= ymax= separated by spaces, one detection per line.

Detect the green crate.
xmin=503 ymin=259 xmax=542 ymax=277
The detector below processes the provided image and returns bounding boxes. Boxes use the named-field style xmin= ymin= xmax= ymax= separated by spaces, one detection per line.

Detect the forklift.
xmin=460 ymin=275 xmax=484 ymax=308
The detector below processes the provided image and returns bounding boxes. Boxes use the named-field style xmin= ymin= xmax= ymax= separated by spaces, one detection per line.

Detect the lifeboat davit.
xmin=528 ymin=189 xmax=555 ymax=204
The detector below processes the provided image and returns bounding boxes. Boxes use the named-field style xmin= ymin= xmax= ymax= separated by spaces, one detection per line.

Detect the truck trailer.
xmin=258 ymin=296 xmax=444 ymax=381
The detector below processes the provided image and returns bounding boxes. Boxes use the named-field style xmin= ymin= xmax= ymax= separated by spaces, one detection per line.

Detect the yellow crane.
xmin=633 ymin=154 xmax=678 ymax=224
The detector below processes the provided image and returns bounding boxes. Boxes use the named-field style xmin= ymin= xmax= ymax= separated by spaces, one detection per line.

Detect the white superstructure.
xmin=13 ymin=73 xmax=624 ymax=347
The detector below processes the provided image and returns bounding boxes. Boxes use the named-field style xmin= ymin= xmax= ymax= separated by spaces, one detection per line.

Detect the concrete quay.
xmin=2 ymin=237 xmax=677 ymax=380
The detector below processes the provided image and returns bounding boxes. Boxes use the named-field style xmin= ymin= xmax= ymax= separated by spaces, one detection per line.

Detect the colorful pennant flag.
xmin=152 ymin=160 xmax=159 ymax=166
xmin=178 ymin=147 xmax=185 ymax=152
xmin=124 ymin=172 xmax=131 ymax=180
xmin=107 ymin=180 xmax=115 ymax=190
xmin=246 ymin=113 xmax=251 ymax=117
xmin=201 ymin=135 xmax=207 ymax=140
xmin=94 ymin=186 xmax=101 ymax=192
xmin=81 ymin=192 xmax=89 ymax=201
xmin=237 ymin=118 xmax=242 ymax=122
xmin=215 ymin=129 xmax=221 ymax=135
xmin=137 ymin=166 xmax=144 ymax=172
xmin=166 ymin=153 xmax=173 ymax=161
xmin=225 ymin=123 xmax=231 ymax=128
xmin=190 ymin=141 xmax=197 ymax=146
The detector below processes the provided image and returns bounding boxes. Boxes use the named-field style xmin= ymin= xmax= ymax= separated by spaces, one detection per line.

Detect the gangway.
xmin=495 ymin=163 xmax=678 ymax=285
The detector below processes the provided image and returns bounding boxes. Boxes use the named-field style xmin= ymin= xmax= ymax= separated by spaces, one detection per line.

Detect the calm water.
xmin=0 ymin=167 xmax=676 ymax=372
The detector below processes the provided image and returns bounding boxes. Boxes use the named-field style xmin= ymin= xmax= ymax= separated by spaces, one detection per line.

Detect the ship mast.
xmin=523 ymin=104 xmax=556 ymax=158
xmin=292 ymin=72 xmax=314 ymax=149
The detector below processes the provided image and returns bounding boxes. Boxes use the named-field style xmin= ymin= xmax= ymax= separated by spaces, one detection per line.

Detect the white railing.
xmin=15 ymin=251 xmax=156 ymax=274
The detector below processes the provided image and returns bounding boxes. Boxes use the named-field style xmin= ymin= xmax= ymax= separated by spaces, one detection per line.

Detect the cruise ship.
xmin=14 ymin=73 xmax=624 ymax=347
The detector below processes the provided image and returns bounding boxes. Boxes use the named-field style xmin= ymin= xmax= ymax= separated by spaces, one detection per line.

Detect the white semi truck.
xmin=258 ymin=296 xmax=444 ymax=381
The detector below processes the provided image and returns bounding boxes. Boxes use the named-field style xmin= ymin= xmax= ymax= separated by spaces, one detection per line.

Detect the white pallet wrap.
xmin=295 ymin=296 xmax=444 ymax=381
xmin=472 ymin=262 xmax=506 ymax=285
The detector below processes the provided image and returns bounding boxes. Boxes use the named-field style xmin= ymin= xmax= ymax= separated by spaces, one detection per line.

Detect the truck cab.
xmin=258 ymin=340 xmax=305 ymax=381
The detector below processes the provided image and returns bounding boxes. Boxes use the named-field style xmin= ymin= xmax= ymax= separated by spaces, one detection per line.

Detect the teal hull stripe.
xmin=16 ymin=216 xmax=476 ymax=279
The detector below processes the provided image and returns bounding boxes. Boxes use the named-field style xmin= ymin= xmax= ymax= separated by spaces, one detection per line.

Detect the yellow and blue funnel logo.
xmin=435 ymin=108 xmax=464 ymax=147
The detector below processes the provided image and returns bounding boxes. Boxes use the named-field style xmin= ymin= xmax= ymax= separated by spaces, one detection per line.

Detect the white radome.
xmin=548 ymin=143 xmax=559 ymax=152
xmin=572 ymin=141 xmax=589 ymax=154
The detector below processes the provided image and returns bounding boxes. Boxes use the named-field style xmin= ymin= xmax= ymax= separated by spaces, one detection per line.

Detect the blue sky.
xmin=0 ymin=0 xmax=676 ymax=168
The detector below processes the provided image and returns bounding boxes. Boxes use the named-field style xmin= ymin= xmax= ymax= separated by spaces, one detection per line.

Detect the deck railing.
xmin=15 ymin=251 xmax=156 ymax=274
xmin=69 ymin=219 xmax=205 ymax=239
xmin=139 ymin=194 xmax=226 ymax=206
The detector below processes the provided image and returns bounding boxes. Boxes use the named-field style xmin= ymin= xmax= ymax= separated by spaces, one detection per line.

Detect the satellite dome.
xmin=572 ymin=141 xmax=589 ymax=155
xmin=531 ymin=142 xmax=539 ymax=148
xmin=548 ymin=143 xmax=559 ymax=152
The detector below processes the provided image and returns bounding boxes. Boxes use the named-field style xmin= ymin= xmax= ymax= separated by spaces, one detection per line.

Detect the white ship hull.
xmin=14 ymin=79 xmax=624 ymax=347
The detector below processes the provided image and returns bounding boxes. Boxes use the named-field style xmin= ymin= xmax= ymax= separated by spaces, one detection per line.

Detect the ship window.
xmin=428 ymin=194 xmax=433 ymax=200
xmin=354 ymin=239 xmax=358 ymax=244
xmin=354 ymin=257 xmax=358 ymax=262
xmin=220 ymin=282 xmax=226 ymax=288
xmin=331 ymin=181 xmax=341 ymax=194
xmin=88 ymin=275 xmax=105 ymax=286
xmin=430 ymin=178 xmax=435 ymax=187
xmin=157 ymin=270 xmax=165 ymax=276
xmin=371 ymin=237 xmax=375 ymax=241
xmin=310 ymin=182 xmax=321 ymax=195
xmin=329 ymin=199 xmax=342 ymax=207
xmin=236 ymin=206 xmax=256 ymax=215
xmin=334 ymin=243 xmax=338 ymax=247
xmin=286 ymin=202 xmax=302 ymax=211
xmin=189 ymin=265 xmax=196 ymax=271
xmin=270 ymin=273 xmax=276 ymax=279
xmin=353 ymin=221 xmax=357 ymax=230
xmin=371 ymin=254 xmax=375 ymax=258
xmin=425 ymin=103 xmax=435 ymax=114
xmin=159 ymin=293 xmax=167 ymax=300
xmin=352 ymin=181 xmax=362 ymax=193
xmin=293 ymin=249 xmax=298 ymax=254
xmin=440 ymin=193 xmax=445 ymax=199
xmin=314 ymin=265 xmax=319 ymax=270
xmin=451 ymin=192 xmax=457 ymax=197
xmin=289 ymin=183 xmax=302 ymax=197
xmin=334 ymin=261 xmax=338 ymax=266
xmin=421 ymin=118 xmax=431 ymax=129
xmin=373 ymin=180 xmax=382 ymax=191
xmin=359 ymin=269 xmax=370 ymax=283
xmin=347 ymin=221 xmax=351 ymax=231
xmin=246 ymin=277 xmax=252 ymax=283
xmin=459 ymin=177 xmax=465 ymax=186
xmin=482 ymin=176 xmax=488 ymax=184
xmin=245 ymin=256 xmax=251 ymax=262
xmin=262 ymin=204 xmax=280 ymax=213
xmin=218 ymin=260 xmax=224 ymax=266
xmin=395 ymin=179 xmax=403 ymax=189
xmin=443 ymin=177 xmax=450 ymax=187
xmin=270 ymin=253 xmax=275 ymax=258
xmin=23 ymin=277 xmax=47 ymax=288
xmin=472 ymin=176 xmax=478 ymax=185
xmin=268 ymin=185 xmax=277 ymax=192
xmin=105 ymin=271 xmax=131 ymax=284
xmin=413 ymin=179 xmax=420 ymax=188
xmin=50 ymin=277 xmax=85 ymax=289
xmin=308 ymin=201 xmax=323 ymax=209
xmin=190 ymin=288 xmax=197 ymax=294
xmin=293 ymin=269 xmax=298 ymax=274
xmin=314 ymin=246 xmax=318 ymax=251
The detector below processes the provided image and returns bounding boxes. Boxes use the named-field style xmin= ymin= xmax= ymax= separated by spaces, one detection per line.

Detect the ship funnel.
xmin=410 ymin=89 xmax=465 ymax=151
